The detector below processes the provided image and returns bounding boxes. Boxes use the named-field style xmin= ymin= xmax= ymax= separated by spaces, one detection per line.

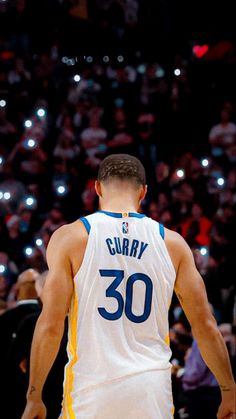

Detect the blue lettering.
xmin=114 ymin=237 xmax=122 ymax=254
xmin=130 ymin=240 xmax=139 ymax=257
xmin=122 ymin=239 xmax=129 ymax=255
xmin=138 ymin=242 xmax=149 ymax=259
xmin=106 ymin=238 xmax=115 ymax=255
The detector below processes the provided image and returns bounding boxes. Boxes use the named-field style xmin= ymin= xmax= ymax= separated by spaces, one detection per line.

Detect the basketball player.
xmin=22 ymin=154 xmax=235 ymax=419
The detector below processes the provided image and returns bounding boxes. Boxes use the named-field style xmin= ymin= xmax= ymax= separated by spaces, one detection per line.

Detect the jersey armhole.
xmin=80 ymin=217 xmax=91 ymax=234
xmin=159 ymin=223 xmax=165 ymax=240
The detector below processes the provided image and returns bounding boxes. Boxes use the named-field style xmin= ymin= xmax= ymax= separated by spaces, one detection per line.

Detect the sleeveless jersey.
xmin=62 ymin=211 xmax=176 ymax=417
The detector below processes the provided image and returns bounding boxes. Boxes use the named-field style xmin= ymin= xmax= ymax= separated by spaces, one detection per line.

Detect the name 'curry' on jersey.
xmin=62 ymin=210 xmax=176 ymax=403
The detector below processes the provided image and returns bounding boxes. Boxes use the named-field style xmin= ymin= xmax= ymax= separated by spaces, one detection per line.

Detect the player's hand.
xmin=217 ymin=385 xmax=236 ymax=419
xmin=21 ymin=400 xmax=46 ymax=419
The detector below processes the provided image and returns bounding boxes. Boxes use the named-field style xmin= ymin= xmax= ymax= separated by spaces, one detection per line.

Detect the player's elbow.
xmin=37 ymin=314 xmax=65 ymax=339
xmin=191 ymin=316 xmax=218 ymax=340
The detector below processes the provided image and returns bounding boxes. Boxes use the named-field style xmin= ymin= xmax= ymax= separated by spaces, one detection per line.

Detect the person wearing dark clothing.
xmin=7 ymin=312 xmax=68 ymax=419
xmin=182 ymin=339 xmax=221 ymax=419
xmin=0 ymin=269 xmax=40 ymax=419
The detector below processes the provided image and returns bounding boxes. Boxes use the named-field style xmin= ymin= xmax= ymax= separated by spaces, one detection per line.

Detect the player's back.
xmin=61 ymin=210 xmax=176 ymax=419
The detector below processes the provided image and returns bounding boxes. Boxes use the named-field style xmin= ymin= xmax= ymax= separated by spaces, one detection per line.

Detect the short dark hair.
xmin=97 ymin=154 xmax=146 ymax=185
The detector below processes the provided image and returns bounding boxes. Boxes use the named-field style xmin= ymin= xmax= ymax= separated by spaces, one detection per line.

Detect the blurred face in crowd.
xmin=160 ymin=210 xmax=172 ymax=227
xmin=90 ymin=109 xmax=101 ymax=128
xmin=7 ymin=216 xmax=20 ymax=235
xmin=155 ymin=162 xmax=169 ymax=182
xmin=20 ymin=209 xmax=33 ymax=223
xmin=60 ymin=134 xmax=74 ymax=149
xmin=148 ymin=202 xmax=159 ymax=220
xmin=179 ymin=182 xmax=194 ymax=202
xmin=157 ymin=193 xmax=168 ymax=208
xmin=82 ymin=189 xmax=96 ymax=212
xmin=63 ymin=116 xmax=73 ymax=129
xmin=0 ymin=252 xmax=9 ymax=265
xmin=191 ymin=203 xmax=203 ymax=220
xmin=220 ymin=109 xmax=230 ymax=124
xmin=137 ymin=113 xmax=155 ymax=140
xmin=50 ymin=209 xmax=63 ymax=223
xmin=0 ymin=275 xmax=8 ymax=299
xmin=0 ymin=107 xmax=6 ymax=121
xmin=114 ymin=108 xmax=126 ymax=130
xmin=189 ymin=158 xmax=202 ymax=178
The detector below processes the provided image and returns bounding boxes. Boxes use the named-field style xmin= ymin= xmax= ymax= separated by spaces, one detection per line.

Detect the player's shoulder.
xmin=47 ymin=220 xmax=89 ymax=251
xmin=164 ymin=227 xmax=191 ymax=272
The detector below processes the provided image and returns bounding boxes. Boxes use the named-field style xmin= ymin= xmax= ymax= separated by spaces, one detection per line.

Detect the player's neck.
xmin=100 ymin=197 xmax=139 ymax=213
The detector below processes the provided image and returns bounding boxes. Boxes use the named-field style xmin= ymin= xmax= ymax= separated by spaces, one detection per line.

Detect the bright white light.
xmin=201 ymin=158 xmax=209 ymax=167
xmin=37 ymin=108 xmax=46 ymax=118
xmin=25 ymin=247 xmax=33 ymax=256
xmin=117 ymin=55 xmax=124 ymax=63
xmin=0 ymin=99 xmax=6 ymax=107
xmin=24 ymin=119 xmax=32 ymax=128
xmin=103 ymin=56 xmax=109 ymax=63
xmin=74 ymin=74 xmax=81 ymax=82
xmin=217 ymin=177 xmax=225 ymax=186
xmin=0 ymin=156 xmax=3 ymax=165
xmin=86 ymin=56 xmax=93 ymax=63
xmin=57 ymin=185 xmax=66 ymax=194
xmin=3 ymin=192 xmax=11 ymax=200
xmin=35 ymin=238 xmax=43 ymax=247
xmin=200 ymin=247 xmax=208 ymax=256
xmin=0 ymin=191 xmax=3 ymax=199
xmin=174 ymin=68 xmax=181 ymax=76
xmin=176 ymin=169 xmax=185 ymax=178
xmin=26 ymin=196 xmax=34 ymax=206
xmin=27 ymin=139 xmax=36 ymax=148
xmin=0 ymin=264 xmax=6 ymax=273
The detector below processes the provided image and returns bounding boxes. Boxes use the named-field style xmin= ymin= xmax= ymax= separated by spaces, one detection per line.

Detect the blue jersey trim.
xmin=159 ymin=223 xmax=165 ymax=240
xmin=80 ymin=217 xmax=91 ymax=234
xmin=129 ymin=212 xmax=146 ymax=218
xmin=97 ymin=210 xmax=146 ymax=219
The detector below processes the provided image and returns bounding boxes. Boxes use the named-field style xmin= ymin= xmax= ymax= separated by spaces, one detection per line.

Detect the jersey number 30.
xmin=98 ymin=269 xmax=153 ymax=323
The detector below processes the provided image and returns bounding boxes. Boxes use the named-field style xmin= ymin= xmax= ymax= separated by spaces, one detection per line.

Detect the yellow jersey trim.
xmin=62 ymin=290 xmax=79 ymax=418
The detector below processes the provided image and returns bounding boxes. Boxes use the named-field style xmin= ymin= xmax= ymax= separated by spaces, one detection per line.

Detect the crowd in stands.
xmin=0 ymin=1 xmax=236 ymax=418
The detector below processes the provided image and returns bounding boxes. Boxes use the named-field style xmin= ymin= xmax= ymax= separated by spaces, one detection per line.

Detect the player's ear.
xmin=95 ymin=180 xmax=102 ymax=198
xmin=139 ymin=184 xmax=147 ymax=203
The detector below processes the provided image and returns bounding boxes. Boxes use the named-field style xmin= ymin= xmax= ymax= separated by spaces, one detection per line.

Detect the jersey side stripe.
xmin=80 ymin=217 xmax=91 ymax=234
xmin=159 ymin=223 xmax=165 ymax=240
xmin=64 ymin=290 xmax=79 ymax=418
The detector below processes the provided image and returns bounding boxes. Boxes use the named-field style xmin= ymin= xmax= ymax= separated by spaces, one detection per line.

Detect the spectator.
xmin=0 ymin=105 xmax=16 ymax=148
xmin=0 ymin=268 xmax=40 ymax=364
xmin=209 ymin=107 xmax=236 ymax=163
xmin=0 ymin=163 xmax=26 ymax=215
xmin=182 ymin=339 xmax=221 ymax=419
xmin=80 ymin=107 xmax=107 ymax=170
xmin=7 ymin=270 xmax=68 ymax=418
xmin=41 ymin=207 xmax=66 ymax=234
xmin=53 ymin=132 xmax=80 ymax=162
xmin=179 ymin=203 xmax=212 ymax=247
xmin=107 ymin=107 xmax=134 ymax=154
xmin=137 ymin=111 xmax=158 ymax=176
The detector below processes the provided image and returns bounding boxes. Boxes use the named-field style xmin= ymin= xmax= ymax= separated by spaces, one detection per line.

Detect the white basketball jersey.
xmin=61 ymin=211 xmax=176 ymax=418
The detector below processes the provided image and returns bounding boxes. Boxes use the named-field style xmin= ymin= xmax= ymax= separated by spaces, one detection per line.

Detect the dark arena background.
xmin=0 ymin=1 xmax=235 ymax=418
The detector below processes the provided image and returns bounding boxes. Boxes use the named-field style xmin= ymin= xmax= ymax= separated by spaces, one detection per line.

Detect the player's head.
xmin=95 ymin=154 xmax=147 ymax=206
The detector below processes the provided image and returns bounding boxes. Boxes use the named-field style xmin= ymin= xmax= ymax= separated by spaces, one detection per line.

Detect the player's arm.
xmin=21 ymin=225 xmax=74 ymax=419
xmin=166 ymin=230 xmax=235 ymax=419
